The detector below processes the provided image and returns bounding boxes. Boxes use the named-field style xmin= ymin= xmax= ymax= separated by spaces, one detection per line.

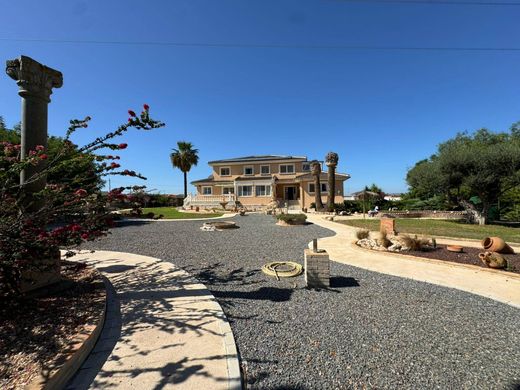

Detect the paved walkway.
xmin=306 ymin=214 xmax=520 ymax=308
xmin=66 ymin=251 xmax=241 ymax=390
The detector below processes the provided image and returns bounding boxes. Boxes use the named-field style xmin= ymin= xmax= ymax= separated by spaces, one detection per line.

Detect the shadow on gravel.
xmin=213 ymin=287 xmax=293 ymax=302
xmin=186 ymin=262 xmax=261 ymax=287
xmin=113 ymin=219 xmax=151 ymax=228
xmin=330 ymin=276 xmax=360 ymax=288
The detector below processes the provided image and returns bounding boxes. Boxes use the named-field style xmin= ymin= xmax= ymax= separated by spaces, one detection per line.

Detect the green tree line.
xmin=406 ymin=121 xmax=520 ymax=224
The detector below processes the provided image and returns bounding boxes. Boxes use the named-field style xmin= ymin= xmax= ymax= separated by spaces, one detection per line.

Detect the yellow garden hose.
xmin=262 ymin=261 xmax=303 ymax=280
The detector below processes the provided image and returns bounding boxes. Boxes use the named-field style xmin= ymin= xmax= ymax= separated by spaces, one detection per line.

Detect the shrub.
xmin=399 ymin=234 xmax=430 ymax=251
xmin=355 ymin=229 xmax=370 ymax=240
xmin=0 ymin=105 xmax=164 ymax=296
xmin=377 ymin=231 xmax=392 ymax=248
xmin=276 ymin=213 xmax=307 ymax=224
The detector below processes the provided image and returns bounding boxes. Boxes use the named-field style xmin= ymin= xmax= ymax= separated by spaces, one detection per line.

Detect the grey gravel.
xmin=83 ymin=214 xmax=520 ymax=390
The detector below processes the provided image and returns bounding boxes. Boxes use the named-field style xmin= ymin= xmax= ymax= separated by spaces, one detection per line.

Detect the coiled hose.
xmin=261 ymin=261 xmax=303 ymax=280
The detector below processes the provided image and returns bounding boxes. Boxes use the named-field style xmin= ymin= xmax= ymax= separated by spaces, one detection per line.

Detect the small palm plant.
xmin=170 ymin=141 xmax=199 ymax=198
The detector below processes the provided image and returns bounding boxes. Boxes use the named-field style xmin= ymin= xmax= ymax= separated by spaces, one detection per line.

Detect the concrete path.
xmin=306 ymin=214 xmax=520 ymax=308
xmin=66 ymin=251 xmax=241 ymax=390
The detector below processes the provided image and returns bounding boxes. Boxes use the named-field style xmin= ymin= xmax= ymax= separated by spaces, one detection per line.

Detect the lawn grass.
xmin=338 ymin=218 xmax=520 ymax=243
xmin=127 ymin=207 xmax=224 ymax=219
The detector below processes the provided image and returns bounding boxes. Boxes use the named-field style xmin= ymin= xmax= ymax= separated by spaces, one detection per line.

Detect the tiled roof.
xmin=208 ymin=155 xmax=307 ymax=164
xmin=191 ymin=176 xmax=215 ymax=184
xmin=296 ymin=172 xmax=351 ymax=181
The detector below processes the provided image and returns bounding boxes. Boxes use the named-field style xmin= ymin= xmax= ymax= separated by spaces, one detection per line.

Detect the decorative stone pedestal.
xmin=304 ymin=248 xmax=330 ymax=288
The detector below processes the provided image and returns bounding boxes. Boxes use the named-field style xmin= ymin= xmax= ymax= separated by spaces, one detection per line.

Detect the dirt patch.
xmin=0 ymin=261 xmax=105 ymax=390
xmin=407 ymin=245 xmax=520 ymax=274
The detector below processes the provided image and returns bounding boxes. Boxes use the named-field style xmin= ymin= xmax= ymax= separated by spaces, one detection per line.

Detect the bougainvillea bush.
xmin=0 ymin=105 xmax=164 ymax=297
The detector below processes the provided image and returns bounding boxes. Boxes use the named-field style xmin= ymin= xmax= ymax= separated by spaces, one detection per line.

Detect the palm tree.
xmin=170 ymin=141 xmax=199 ymax=198
xmin=325 ymin=152 xmax=339 ymax=210
xmin=311 ymin=160 xmax=324 ymax=211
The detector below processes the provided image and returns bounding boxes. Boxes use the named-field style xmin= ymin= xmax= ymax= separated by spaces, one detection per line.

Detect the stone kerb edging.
xmin=213 ymin=303 xmax=242 ymax=390
xmin=26 ymin=269 xmax=107 ymax=390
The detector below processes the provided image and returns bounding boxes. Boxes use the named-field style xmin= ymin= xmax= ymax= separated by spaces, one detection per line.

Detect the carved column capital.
xmin=6 ymin=55 xmax=63 ymax=102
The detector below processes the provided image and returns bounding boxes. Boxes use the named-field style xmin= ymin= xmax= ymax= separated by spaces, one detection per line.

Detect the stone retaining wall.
xmin=381 ymin=210 xmax=467 ymax=220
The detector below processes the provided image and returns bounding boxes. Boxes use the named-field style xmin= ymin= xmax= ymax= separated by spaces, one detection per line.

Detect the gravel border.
xmin=83 ymin=214 xmax=520 ymax=389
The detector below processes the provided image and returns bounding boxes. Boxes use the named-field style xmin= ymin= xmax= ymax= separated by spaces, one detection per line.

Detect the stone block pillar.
xmin=304 ymin=248 xmax=330 ymax=288
xmin=380 ymin=217 xmax=396 ymax=235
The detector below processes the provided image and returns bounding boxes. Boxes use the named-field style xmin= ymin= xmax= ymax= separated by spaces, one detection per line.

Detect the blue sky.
xmin=1 ymin=0 xmax=519 ymax=195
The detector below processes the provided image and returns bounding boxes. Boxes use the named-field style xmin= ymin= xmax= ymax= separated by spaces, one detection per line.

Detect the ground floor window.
xmin=223 ymin=187 xmax=234 ymax=194
xmin=202 ymin=186 xmax=212 ymax=195
xmin=308 ymin=183 xmax=327 ymax=193
xmin=255 ymin=185 xmax=271 ymax=197
xmin=238 ymin=185 xmax=253 ymax=197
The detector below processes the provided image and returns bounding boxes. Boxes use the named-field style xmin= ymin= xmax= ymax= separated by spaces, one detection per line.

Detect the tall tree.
xmin=0 ymin=124 xmax=103 ymax=190
xmin=325 ymin=151 xmax=339 ymax=210
xmin=406 ymin=126 xmax=520 ymax=224
xmin=310 ymin=160 xmax=324 ymax=211
xmin=170 ymin=141 xmax=199 ymax=198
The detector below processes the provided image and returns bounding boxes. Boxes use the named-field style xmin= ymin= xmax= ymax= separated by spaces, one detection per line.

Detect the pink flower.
xmin=143 ymin=104 xmax=149 ymax=111
xmin=81 ymin=233 xmax=89 ymax=240
xmin=35 ymin=145 xmax=45 ymax=151
xmin=40 ymin=154 xmax=48 ymax=160
xmin=118 ymin=143 xmax=127 ymax=149
xmin=75 ymin=189 xmax=87 ymax=197
xmin=70 ymin=224 xmax=82 ymax=232
xmin=128 ymin=110 xmax=136 ymax=117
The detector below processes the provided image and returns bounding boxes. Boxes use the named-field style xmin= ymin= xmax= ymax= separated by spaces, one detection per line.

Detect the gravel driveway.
xmin=83 ymin=214 xmax=520 ymax=389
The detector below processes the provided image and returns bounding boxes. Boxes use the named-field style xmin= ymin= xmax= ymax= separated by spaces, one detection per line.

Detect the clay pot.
xmin=478 ymin=252 xmax=507 ymax=269
xmin=481 ymin=237 xmax=515 ymax=254
xmin=447 ymin=245 xmax=463 ymax=253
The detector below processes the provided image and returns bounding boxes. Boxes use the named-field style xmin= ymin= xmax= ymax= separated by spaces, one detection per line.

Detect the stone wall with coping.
xmin=380 ymin=210 xmax=467 ymax=220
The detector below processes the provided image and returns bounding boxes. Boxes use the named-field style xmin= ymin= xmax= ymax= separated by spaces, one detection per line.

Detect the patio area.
xmin=82 ymin=214 xmax=520 ymax=389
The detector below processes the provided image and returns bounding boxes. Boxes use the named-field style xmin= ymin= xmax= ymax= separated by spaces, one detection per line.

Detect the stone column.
xmin=6 ymin=55 xmax=63 ymax=192
xmin=5 ymin=56 xmax=63 ymax=292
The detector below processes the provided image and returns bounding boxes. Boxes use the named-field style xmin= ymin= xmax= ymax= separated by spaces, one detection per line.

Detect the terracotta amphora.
xmin=481 ymin=237 xmax=515 ymax=254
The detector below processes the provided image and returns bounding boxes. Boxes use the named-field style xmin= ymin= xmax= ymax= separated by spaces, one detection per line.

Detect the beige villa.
xmin=184 ymin=155 xmax=350 ymax=210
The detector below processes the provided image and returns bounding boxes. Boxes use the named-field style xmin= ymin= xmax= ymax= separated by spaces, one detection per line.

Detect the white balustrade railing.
xmin=183 ymin=193 xmax=235 ymax=208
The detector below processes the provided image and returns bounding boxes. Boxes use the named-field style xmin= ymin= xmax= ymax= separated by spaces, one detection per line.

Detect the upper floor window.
xmin=244 ymin=166 xmax=254 ymax=175
xmin=220 ymin=167 xmax=230 ymax=176
xmin=302 ymin=163 xmax=311 ymax=172
xmin=260 ymin=165 xmax=270 ymax=175
xmin=279 ymin=164 xmax=295 ymax=174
